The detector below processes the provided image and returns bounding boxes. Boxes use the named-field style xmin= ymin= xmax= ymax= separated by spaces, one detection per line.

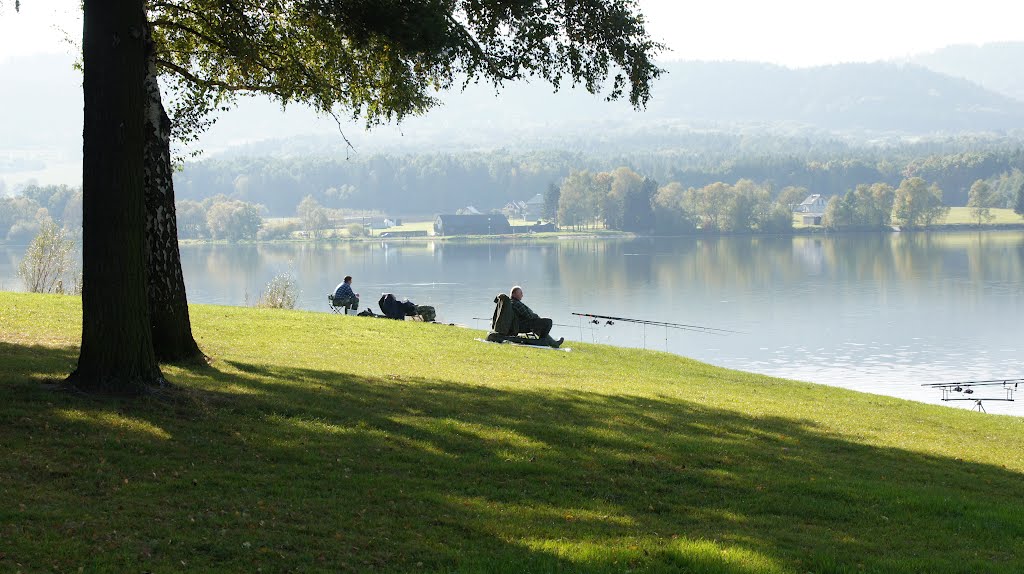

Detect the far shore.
xmin=169 ymin=220 xmax=1024 ymax=246
xmin=2 ymin=214 xmax=1023 ymax=250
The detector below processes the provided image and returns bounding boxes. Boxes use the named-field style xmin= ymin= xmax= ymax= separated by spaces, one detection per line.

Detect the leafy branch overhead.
xmin=149 ymin=0 xmax=664 ymax=129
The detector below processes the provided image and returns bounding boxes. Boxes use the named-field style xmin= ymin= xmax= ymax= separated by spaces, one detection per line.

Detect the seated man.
xmin=331 ymin=275 xmax=360 ymax=311
xmin=506 ymin=285 xmax=563 ymax=348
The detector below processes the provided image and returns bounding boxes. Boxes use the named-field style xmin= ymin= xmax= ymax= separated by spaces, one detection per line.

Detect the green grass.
xmin=794 ymin=207 xmax=1024 ymax=230
xmin=2 ymin=291 xmax=1023 ymax=573
xmin=942 ymin=207 xmax=1024 ymax=226
xmin=376 ymin=220 xmax=436 ymax=235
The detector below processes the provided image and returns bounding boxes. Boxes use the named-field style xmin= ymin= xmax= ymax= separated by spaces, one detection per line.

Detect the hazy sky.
xmin=2 ymin=0 xmax=1023 ymax=67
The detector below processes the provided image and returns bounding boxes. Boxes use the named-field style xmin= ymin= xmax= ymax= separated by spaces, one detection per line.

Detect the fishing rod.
xmin=921 ymin=378 xmax=1020 ymax=412
xmin=921 ymin=378 xmax=1023 ymax=388
xmin=571 ymin=312 xmax=745 ymax=335
xmin=472 ymin=318 xmax=587 ymax=329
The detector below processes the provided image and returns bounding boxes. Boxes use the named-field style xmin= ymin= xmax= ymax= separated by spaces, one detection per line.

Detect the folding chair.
xmin=328 ymin=293 xmax=358 ymax=314
xmin=486 ymin=294 xmax=544 ymax=345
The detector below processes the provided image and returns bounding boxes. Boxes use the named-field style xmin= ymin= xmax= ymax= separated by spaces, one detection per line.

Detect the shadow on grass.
xmin=0 ymin=341 xmax=78 ymax=384
xmin=2 ymin=342 xmax=1023 ymax=573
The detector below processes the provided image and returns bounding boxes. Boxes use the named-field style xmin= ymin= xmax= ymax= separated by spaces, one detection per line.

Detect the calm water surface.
xmin=2 ymin=232 xmax=1022 ymax=414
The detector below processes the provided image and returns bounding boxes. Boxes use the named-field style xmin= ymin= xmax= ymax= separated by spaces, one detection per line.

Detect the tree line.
xmin=550 ymin=169 xmax=1024 ymax=233
xmin=170 ymin=146 xmax=1024 ymax=219
xmin=0 ymin=185 xmax=271 ymax=243
xmin=554 ymin=168 xmax=793 ymax=233
xmin=0 ymin=184 xmax=82 ymax=243
xmin=7 ymin=165 xmax=1024 ymax=245
xmin=823 ymin=177 xmax=1024 ymax=230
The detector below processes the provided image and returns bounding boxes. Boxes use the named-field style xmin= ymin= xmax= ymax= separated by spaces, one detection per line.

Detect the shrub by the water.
xmin=255 ymin=270 xmax=299 ymax=309
xmin=18 ymin=221 xmax=77 ymax=293
xmin=345 ymin=222 xmax=368 ymax=237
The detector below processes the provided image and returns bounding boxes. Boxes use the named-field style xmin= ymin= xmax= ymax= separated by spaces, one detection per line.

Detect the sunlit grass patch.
xmin=521 ymin=536 xmax=787 ymax=574
xmin=667 ymin=538 xmax=787 ymax=574
xmin=54 ymin=408 xmax=172 ymax=440
xmin=944 ymin=206 xmax=1024 ymax=225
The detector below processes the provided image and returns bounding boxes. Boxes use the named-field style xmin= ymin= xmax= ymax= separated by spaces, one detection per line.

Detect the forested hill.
xmin=910 ymin=42 xmax=1024 ymax=102
xmin=641 ymin=61 xmax=1024 ymax=132
xmin=173 ymin=141 xmax=1024 ymax=217
xmin=437 ymin=60 xmax=1024 ymax=133
xmin=201 ymin=60 xmax=1024 ymax=151
xmin=4 ymin=55 xmax=1024 ymax=167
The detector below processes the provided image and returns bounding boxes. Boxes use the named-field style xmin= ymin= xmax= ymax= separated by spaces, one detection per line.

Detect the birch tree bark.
xmin=144 ymin=47 xmax=201 ymax=362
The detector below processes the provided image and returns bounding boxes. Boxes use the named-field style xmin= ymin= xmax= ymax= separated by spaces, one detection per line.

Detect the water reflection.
xmin=2 ymin=231 xmax=1021 ymax=414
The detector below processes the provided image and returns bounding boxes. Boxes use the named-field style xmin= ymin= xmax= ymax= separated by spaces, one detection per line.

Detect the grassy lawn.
xmin=794 ymin=207 xmax=1024 ymax=230
xmin=2 ymin=291 xmax=1023 ymax=573
xmin=791 ymin=213 xmax=818 ymax=229
xmin=373 ymin=220 xmax=436 ymax=236
xmin=943 ymin=207 xmax=1024 ymax=226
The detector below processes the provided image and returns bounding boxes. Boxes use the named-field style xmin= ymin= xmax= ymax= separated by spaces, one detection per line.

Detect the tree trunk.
xmin=70 ymin=0 xmax=164 ymax=394
xmin=144 ymin=45 xmax=202 ymax=362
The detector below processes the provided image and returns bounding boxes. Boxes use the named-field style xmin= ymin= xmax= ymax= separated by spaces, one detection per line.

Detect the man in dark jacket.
xmin=507 ymin=285 xmax=563 ymax=348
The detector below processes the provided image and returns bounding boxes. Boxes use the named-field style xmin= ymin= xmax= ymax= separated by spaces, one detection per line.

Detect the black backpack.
xmin=378 ymin=293 xmax=417 ymax=320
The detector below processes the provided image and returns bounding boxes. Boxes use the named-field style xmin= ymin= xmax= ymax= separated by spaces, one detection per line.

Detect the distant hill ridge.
xmin=3 ymin=52 xmax=1024 ymax=178
xmin=909 ymin=42 xmax=1024 ymax=102
xmin=631 ymin=60 xmax=1024 ymax=132
xmin=164 ymin=58 xmax=1024 ymax=143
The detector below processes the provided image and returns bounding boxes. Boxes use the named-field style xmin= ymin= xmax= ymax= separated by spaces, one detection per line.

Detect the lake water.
xmin=2 ymin=232 xmax=1022 ymax=414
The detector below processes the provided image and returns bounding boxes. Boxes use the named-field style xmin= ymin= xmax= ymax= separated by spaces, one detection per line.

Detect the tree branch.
xmin=150 ymin=18 xmax=232 ymax=52
xmin=156 ymin=58 xmax=285 ymax=95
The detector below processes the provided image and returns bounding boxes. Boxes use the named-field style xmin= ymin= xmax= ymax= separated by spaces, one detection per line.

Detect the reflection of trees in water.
xmin=888 ymin=233 xmax=946 ymax=282
xmin=0 ymin=246 xmax=21 ymax=289
xmin=0 ymin=245 xmax=19 ymax=265
xmin=400 ymin=242 xmax=566 ymax=297
xmin=554 ymin=233 xmax=1024 ymax=301
xmin=180 ymin=244 xmax=264 ymax=300
xmin=196 ymin=244 xmax=262 ymax=278
xmin=648 ymin=237 xmax=798 ymax=292
xmin=174 ymin=233 xmax=1024 ymax=308
xmin=435 ymin=242 xmax=513 ymax=267
xmin=555 ymin=240 xmax=631 ymax=296
xmin=886 ymin=232 xmax=1024 ymax=285
xmin=290 ymin=242 xmax=390 ymax=279
xmin=820 ymin=234 xmax=898 ymax=285
xmin=432 ymin=242 xmax=519 ymax=287
xmin=555 ymin=237 xmax=803 ymax=295
xmin=963 ymin=233 xmax=1024 ymax=284
xmin=695 ymin=237 xmax=804 ymax=290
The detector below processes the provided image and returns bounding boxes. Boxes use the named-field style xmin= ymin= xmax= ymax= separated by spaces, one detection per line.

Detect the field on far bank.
xmin=3 ymin=291 xmax=1023 ymax=573
xmin=942 ymin=206 xmax=1024 ymax=225
xmin=794 ymin=206 xmax=1024 ymax=229
xmin=274 ymin=208 xmax=1024 ymax=239
xmin=371 ymin=219 xmax=435 ymax=236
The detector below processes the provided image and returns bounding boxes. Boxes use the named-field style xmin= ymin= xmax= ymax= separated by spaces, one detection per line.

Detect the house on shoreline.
xmin=797 ymin=194 xmax=826 ymax=214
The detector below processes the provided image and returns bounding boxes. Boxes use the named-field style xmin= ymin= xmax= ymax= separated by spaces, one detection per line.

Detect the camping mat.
xmin=474 ymin=338 xmax=572 ymax=352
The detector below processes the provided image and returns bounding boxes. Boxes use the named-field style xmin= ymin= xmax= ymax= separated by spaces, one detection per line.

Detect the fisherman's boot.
xmin=541 ymin=335 xmax=563 ymax=348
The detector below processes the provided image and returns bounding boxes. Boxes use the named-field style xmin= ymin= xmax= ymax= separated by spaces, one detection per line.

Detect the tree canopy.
xmin=891 ymin=177 xmax=949 ymax=228
xmin=967 ymin=179 xmax=996 ymax=225
xmin=150 ymin=0 xmax=663 ymax=140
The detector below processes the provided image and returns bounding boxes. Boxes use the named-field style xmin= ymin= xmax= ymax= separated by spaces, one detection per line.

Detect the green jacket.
xmin=491 ymin=294 xmax=521 ymax=336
